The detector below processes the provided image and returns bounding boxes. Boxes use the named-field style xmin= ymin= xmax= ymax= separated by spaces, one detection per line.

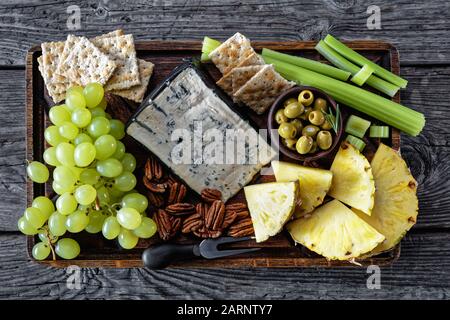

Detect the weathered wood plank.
xmin=0 ymin=0 xmax=449 ymax=66
xmin=0 ymin=231 xmax=448 ymax=299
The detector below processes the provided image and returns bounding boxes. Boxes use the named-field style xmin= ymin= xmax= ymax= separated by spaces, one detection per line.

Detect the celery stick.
xmin=262 ymin=48 xmax=350 ymax=81
xmin=369 ymin=126 xmax=390 ymax=138
xmin=345 ymin=115 xmax=371 ymax=138
xmin=324 ymin=34 xmax=408 ymax=88
xmin=201 ymin=36 xmax=221 ymax=62
xmin=351 ymin=65 xmax=374 ymax=86
xmin=315 ymin=41 xmax=400 ymax=97
xmin=264 ymin=56 xmax=425 ymax=136
xmin=346 ymin=135 xmax=366 ymax=151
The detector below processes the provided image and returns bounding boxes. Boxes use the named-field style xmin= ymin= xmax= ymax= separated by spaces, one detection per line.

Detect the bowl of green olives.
xmin=268 ymin=86 xmax=344 ymax=162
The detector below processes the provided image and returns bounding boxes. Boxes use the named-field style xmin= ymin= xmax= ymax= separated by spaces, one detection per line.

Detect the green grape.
xmin=121 ymin=153 xmax=136 ymax=172
xmin=24 ymin=207 xmax=47 ymax=228
xmin=94 ymin=134 xmax=117 ymax=160
xmin=109 ymin=119 xmax=125 ymax=140
xmin=102 ymin=216 xmax=121 ymax=240
xmin=66 ymin=86 xmax=84 ymax=96
xmin=55 ymin=142 xmax=75 ymax=167
xmin=55 ymin=238 xmax=80 ymax=259
xmin=133 ymin=217 xmax=157 ymax=239
xmin=90 ymin=107 xmax=106 ymax=118
xmin=59 ymin=121 xmax=79 ymax=140
xmin=32 ymin=196 xmax=55 ymax=218
xmin=32 ymin=242 xmax=51 ymax=260
xmin=56 ymin=192 xmax=77 ymax=215
xmin=112 ymin=141 xmax=125 ymax=160
xmin=49 ymin=105 xmax=71 ymax=126
xmin=74 ymin=184 xmax=97 ymax=205
xmin=71 ymin=107 xmax=92 ymax=128
xmin=52 ymin=181 xmax=73 ymax=195
xmin=96 ymin=97 xmax=107 ymax=110
xmin=87 ymin=116 xmax=110 ymax=138
xmin=74 ymin=142 xmax=96 ymax=167
xmin=17 ymin=216 xmax=38 ymax=235
xmin=27 ymin=161 xmax=49 ymax=183
xmin=114 ymin=171 xmax=137 ymax=192
xmin=96 ymin=158 xmax=123 ymax=178
xmin=70 ymin=166 xmax=83 ymax=180
xmin=73 ymin=133 xmax=93 ymax=146
xmin=53 ymin=166 xmax=76 ymax=188
xmin=96 ymin=186 xmax=110 ymax=204
xmin=66 ymin=210 xmax=89 ymax=233
xmin=83 ymin=83 xmax=104 ymax=108
xmin=79 ymin=168 xmax=100 ymax=185
xmin=66 ymin=90 xmax=86 ymax=111
xmin=38 ymin=231 xmax=58 ymax=244
xmin=48 ymin=211 xmax=67 ymax=236
xmin=116 ymin=207 xmax=141 ymax=230
xmin=108 ymin=186 xmax=124 ymax=203
xmin=85 ymin=210 xmax=106 ymax=234
xmin=44 ymin=125 xmax=68 ymax=146
xmin=43 ymin=146 xmax=60 ymax=166
xmin=121 ymin=193 xmax=148 ymax=213
xmin=118 ymin=228 xmax=139 ymax=249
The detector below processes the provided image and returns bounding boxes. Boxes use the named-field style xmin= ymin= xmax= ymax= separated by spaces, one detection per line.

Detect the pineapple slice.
xmin=328 ymin=142 xmax=375 ymax=215
xmin=352 ymin=143 xmax=418 ymax=256
xmin=244 ymin=182 xmax=298 ymax=242
xmin=271 ymin=160 xmax=333 ymax=217
xmin=287 ymin=199 xmax=385 ymax=260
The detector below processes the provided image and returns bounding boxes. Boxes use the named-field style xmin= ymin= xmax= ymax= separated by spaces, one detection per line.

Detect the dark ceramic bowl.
xmin=268 ymin=86 xmax=344 ymax=162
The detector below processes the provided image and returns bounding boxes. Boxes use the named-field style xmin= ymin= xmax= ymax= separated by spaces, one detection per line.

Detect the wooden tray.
xmin=26 ymin=40 xmax=401 ymax=268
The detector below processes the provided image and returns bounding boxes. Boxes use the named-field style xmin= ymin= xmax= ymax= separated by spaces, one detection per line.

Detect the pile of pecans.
xmin=143 ymin=157 xmax=254 ymax=241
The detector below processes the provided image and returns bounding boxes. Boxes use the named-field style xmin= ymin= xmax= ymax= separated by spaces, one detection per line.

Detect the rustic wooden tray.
xmin=26 ymin=40 xmax=401 ymax=268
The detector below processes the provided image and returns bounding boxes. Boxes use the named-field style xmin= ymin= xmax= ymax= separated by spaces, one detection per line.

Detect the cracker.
xmin=92 ymin=34 xmax=140 ymax=91
xmin=111 ymin=59 xmax=154 ymax=103
xmin=57 ymin=35 xmax=117 ymax=86
xmin=231 ymin=65 xmax=264 ymax=95
xmin=38 ymin=56 xmax=67 ymax=103
xmin=209 ymin=33 xmax=255 ymax=75
xmin=233 ymin=64 xmax=295 ymax=114
xmin=216 ymin=52 xmax=264 ymax=95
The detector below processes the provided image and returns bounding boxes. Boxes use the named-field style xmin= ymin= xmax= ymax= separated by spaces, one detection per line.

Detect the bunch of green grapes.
xmin=20 ymin=83 xmax=157 ymax=260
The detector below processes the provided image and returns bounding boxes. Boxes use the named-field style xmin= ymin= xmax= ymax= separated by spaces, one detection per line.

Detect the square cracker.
xmin=233 ymin=64 xmax=295 ymax=114
xmin=111 ymin=59 xmax=154 ymax=103
xmin=216 ymin=52 xmax=264 ymax=96
xmin=38 ymin=56 xmax=65 ymax=103
xmin=209 ymin=32 xmax=256 ymax=75
xmin=57 ymin=35 xmax=117 ymax=86
xmin=92 ymin=34 xmax=140 ymax=91
xmin=230 ymin=65 xmax=264 ymax=96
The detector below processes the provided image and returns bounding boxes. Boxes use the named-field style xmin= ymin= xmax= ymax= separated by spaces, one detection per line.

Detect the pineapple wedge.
xmin=244 ymin=182 xmax=298 ymax=242
xmin=353 ymin=143 xmax=418 ymax=256
xmin=287 ymin=199 xmax=385 ymax=260
xmin=271 ymin=160 xmax=333 ymax=217
xmin=328 ymin=142 xmax=375 ymax=215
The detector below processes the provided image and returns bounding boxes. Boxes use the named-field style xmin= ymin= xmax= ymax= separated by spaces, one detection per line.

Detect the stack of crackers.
xmin=38 ymin=30 xmax=154 ymax=104
xmin=210 ymin=33 xmax=295 ymax=114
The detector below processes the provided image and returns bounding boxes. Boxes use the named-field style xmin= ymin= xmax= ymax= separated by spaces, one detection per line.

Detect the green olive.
xmin=316 ymin=131 xmax=333 ymax=150
xmin=290 ymin=119 xmax=303 ymax=133
xmin=321 ymin=119 xmax=333 ymax=130
xmin=283 ymin=97 xmax=298 ymax=107
xmin=298 ymin=107 xmax=312 ymax=120
xmin=283 ymin=138 xmax=298 ymax=150
xmin=308 ymin=110 xmax=325 ymax=126
xmin=313 ymin=98 xmax=328 ymax=113
xmin=302 ymin=124 xmax=320 ymax=137
xmin=278 ymin=122 xmax=297 ymax=139
xmin=309 ymin=141 xmax=318 ymax=154
xmin=298 ymin=90 xmax=314 ymax=106
xmin=296 ymin=136 xmax=313 ymax=154
xmin=275 ymin=109 xmax=288 ymax=124
xmin=284 ymin=102 xmax=305 ymax=119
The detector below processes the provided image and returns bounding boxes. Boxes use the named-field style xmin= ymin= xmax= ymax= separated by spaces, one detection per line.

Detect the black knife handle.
xmin=142 ymin=243 xmax=199 ymax=269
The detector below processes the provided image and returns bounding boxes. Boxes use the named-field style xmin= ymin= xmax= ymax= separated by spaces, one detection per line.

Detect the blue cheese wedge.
xmin=127 ymin=65 xmax=276 ymax=202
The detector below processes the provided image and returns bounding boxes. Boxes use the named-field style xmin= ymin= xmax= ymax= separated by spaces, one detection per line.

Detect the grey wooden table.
xmin=1 ymin=0 xmax=449 ymax=299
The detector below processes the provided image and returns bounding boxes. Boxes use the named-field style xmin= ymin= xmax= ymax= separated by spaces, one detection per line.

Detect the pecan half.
xmin=222 ymin=209 xmax=237 ymax=229
xmin=205 ymin=200 xmax=225 ymax=231
xmin=228 ymin=217 xmax=254 ymax=237
xmin=143 ymin=176 xmax=168 ymax=193
xmin=167 ymin=182 xmax=187 ymax=205
xmin=166 ymin=203 xmax=196 ymax=216
xmin=154 ymin=209 xmax=181 ymax=241
xmin=181 ymin=213 xmax=203 ymax=234
xmin=145 ymin=156 xmax=164 ymax=181
xmin=225 ymin=202 xmax=249 ymax=220
xmin=193 ymin=226 xmax=222 ymax=239
xmin=196 ymin=202 xmax=209 ymax=219
xmin=201 ymin=188 xmax=222 ymax=203
xmin=147 ymin=191 xmax=165 ymax=208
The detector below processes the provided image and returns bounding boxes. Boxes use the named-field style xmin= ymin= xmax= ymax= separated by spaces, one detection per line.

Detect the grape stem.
xmin=42 ymin=226 xmax=56 ymax=261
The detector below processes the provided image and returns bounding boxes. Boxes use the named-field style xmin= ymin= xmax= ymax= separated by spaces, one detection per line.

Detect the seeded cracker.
xmin=92 ymin=34 xmax=140 ymax=91
xmin=57 ymin=35 xmax=117 ymax=86
xmin=112 ymin=59 xmax=154 ymax=103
